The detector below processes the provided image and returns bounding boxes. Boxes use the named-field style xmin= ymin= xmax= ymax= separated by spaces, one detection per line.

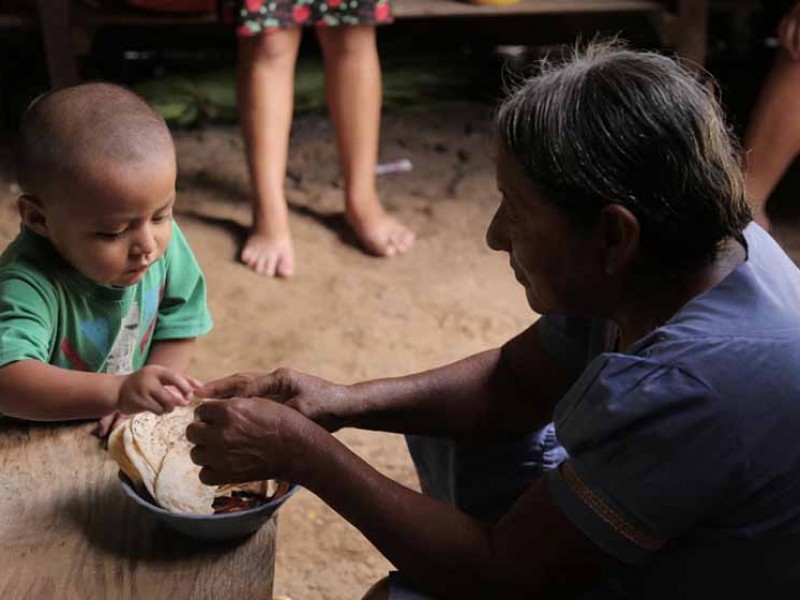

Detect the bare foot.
xmin=346 ymin=205 xmax=415 ymax=257
xmin=240 ymin=227 xmax=295 ymax=277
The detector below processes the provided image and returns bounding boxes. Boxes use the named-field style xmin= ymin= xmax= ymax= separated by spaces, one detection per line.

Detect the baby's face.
xmin=44 ymin=152 xmax=177 ymax=287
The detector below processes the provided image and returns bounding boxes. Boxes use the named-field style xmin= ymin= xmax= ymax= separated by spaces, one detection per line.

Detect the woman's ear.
xmin=17 ymin=194 xmax=50 ymax=238
xmin=598 ymin=204 xmax=640 ymax=276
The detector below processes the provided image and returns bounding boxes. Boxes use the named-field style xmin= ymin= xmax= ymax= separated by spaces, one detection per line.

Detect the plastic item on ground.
xmin=376 ymin=159 xmax=413 ymax=176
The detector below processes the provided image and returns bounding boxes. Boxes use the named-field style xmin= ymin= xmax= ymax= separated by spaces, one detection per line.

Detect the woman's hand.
xmin=186 ymin=397 xmax=317 ymax=485
xmin=196 ymin=368 xmax=355 ymax=432
xmin=779 ymin=3 xmax=800 ymax=60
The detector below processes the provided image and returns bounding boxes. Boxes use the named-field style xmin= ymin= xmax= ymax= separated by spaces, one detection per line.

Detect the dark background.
xmin=2 ymin=0 xmax=800 ymax=217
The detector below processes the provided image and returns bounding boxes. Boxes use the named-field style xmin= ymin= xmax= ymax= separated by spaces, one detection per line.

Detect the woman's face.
xmin=486 ymin=148 xmax=609 ymax=315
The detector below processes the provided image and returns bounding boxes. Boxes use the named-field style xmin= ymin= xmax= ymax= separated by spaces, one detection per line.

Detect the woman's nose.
xmin=486 ymin=205 xmax=509 ymax=252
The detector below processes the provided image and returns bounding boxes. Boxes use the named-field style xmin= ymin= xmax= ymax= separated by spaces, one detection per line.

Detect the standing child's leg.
xmin=316 ymin=24 xmax=415 ymax=257
xmin=238 ymin=28 xmax=302 ymax=277
xmin=744 ymin=52 xmax=800 ymax=230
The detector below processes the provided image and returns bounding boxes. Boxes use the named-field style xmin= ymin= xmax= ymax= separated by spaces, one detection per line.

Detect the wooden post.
xmin=36 ymin=0 xmax=79 ymax=89
xmin=674 ymin=0 xmax=709 ymax=67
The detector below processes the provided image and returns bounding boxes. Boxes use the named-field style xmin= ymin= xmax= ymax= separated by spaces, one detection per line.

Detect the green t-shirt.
xmin=0 ymin=221 xmax=213 ymax=375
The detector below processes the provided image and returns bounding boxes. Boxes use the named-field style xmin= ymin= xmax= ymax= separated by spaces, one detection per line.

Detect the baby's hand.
xmin=93 ymin=410 xmax=128 ymax=441
xmin=116 ymin=365 xmax=196 ymax=416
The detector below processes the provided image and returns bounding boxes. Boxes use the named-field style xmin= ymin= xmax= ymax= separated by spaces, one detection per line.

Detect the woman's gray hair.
xmin=496 ymin=42 xmax=751 ymax=270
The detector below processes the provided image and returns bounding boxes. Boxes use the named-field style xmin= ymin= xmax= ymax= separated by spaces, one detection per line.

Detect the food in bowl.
xmin=118 ymin=472 xmax=299 ymax=542
xmin=109 ymin=405 xmax=288 ymax=515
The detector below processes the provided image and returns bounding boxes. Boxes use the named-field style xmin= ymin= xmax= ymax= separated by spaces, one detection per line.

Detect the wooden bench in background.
xmin=1 ymin=0 xmax=758 ymax=89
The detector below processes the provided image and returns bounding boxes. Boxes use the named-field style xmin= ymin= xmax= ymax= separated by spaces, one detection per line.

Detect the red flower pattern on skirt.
xmin=293 ymin=4 xmax=311 ymax=23
xmin=375 ymin=2 xmax=390 ymax=22
xmin=226 ymin=1 xmax=394 ymax=36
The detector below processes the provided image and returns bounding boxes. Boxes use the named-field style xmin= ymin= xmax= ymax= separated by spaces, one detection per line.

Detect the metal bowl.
xmin=119 ymin=472 xmax=299 ymax=541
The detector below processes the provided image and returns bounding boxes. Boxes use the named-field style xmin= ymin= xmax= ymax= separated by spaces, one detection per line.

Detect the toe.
xmin=387 ymin=233 xmax=404 ymax=256
xmin=397 ymin=229 xmax=415 ymax=253
xmin=246 ymin=252 xmax=263 ymax=272
xmin=241 ymin=245 xmax=255 ymax=266
xmin=387 ymin=226 xmax=413 ymax=255
xmin=263 ymin=255 xmax=279 ymax=277
xmin=276 ymin=254 xmax=295 ymax=278
xmin=253 ymin=254 xmax=268 ymax=276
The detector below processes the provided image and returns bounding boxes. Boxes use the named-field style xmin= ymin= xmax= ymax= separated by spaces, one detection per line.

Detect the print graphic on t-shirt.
xmin=142 ymin=286 xmax=160 ymax=326
xmin=80 ymin=319 xmax=110 ymax=356
xmin=59 ymin=337 xmax=89 ymax=371
xmin=106 ymin=302 xmax=140 ymax=375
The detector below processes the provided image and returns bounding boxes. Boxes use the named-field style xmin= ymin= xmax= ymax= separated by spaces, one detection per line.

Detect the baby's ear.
xmin=17 ymin=194 xmax=49 ymax=238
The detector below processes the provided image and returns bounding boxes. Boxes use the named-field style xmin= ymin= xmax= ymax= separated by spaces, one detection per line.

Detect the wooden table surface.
xmin=0 ymin=420 xmax=276 ymax=599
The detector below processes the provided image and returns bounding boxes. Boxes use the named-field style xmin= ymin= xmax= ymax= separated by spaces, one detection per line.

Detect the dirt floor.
xmin=3 ymin=99 xmax=800 ymax=600
xmin=0 ymin=103 xmax=536 ymax=600
xmin=174 ymin=106 xmax=538 ymax=600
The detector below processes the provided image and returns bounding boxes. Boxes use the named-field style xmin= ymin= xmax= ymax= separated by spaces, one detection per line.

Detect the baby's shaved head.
xmin=17 ymin=83 xmax=173 ymax=197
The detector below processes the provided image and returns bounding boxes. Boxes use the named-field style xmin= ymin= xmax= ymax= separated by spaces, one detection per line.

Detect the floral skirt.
xmin=225 ymin=0 xmax=394 ymax=37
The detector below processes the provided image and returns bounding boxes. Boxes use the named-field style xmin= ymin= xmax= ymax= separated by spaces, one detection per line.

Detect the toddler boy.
xmin=0 ymin=83 xmax=212 ymax=433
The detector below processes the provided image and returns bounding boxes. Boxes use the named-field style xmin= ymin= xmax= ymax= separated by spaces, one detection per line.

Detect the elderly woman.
xmin=187 ymin=44 xmax=800 ymax=597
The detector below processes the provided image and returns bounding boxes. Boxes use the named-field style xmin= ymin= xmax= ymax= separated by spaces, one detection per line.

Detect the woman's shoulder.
xmin=656 ymin=224 xmax=800 ymax=344
xmin=557 ymin=329 xmax=800 ymax=449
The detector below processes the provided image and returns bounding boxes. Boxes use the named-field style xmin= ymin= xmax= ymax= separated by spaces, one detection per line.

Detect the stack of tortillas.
xmin=109 ymin=406 xmax=216 ymax=514
xmin=109 ymin=406 xmax=277 ymax=515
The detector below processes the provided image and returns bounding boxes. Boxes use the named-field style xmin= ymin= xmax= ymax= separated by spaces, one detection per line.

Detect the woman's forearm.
xmin=344 ymin=348 xmax=502 ymax=437
xmin=295 ymin=422 xmax=512 ymax=598
xmin=292 ymin=421 xmax=607 ymax=597
xmin=342 ymin=322 xmax=572 ymax=439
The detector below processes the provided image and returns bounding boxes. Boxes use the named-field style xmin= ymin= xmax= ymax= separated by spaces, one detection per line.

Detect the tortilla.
xmin=108 ymin=422 xmax=142 ymax=488
xmin=129 ymin=409 xmax=193 ymax=476
xmin=154 ymin=445 xmax=216 ymax=515
xmin=122 ymin=418 xmax=158 ymax=498
xmin=109 ymin=403 xmax=281 ymax=515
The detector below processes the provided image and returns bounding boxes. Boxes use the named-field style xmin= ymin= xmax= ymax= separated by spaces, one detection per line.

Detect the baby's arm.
xmin=0 ymin=360 xmax=121 ymax=420
xmin=0 ymin=359 xmax=193 ymax=422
